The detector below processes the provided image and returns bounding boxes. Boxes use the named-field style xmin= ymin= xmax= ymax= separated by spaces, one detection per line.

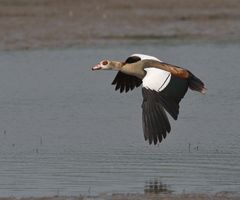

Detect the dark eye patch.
xmin=125 ymin=56 xmax=141 ymax=64
xmin=102 ymin=60 xmax=108 ymax=65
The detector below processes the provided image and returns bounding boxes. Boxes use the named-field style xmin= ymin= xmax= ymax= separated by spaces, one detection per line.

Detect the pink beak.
xmin=92 ymin=64 xmax=102 ymax=71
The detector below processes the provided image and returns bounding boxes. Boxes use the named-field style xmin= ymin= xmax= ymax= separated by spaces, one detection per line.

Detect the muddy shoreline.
xmin=1 ymin=192 xmax=240 ymax=200
xmin=1 ymin=0 xmax=240 ymax=50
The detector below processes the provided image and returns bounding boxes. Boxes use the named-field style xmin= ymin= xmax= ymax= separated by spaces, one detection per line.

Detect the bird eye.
xmin=102 ymin=60 xmax=108 ymax=65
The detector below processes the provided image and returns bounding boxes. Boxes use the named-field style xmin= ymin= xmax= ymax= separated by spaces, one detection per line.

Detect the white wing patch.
xmin=143 ymin=68 xmax=171 ymax=92
xmin=131 ymin=54 xmax=162 ymax=62
xmin=131 ymin=54 xmax=171 ymax=92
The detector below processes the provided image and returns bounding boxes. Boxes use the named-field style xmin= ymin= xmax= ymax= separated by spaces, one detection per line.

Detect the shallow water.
xmin=0 ymin=42 xmax=239 ymax=197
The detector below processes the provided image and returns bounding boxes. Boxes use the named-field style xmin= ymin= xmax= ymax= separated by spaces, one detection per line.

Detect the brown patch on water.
xmin=0 ymin=0 xmax=240 ymax=50
xmin=0 ymin=192 xmax=240 ymax=200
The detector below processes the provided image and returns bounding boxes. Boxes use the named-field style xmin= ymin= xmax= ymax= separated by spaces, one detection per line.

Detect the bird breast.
xmin=120 ymin=64 xmax=146 ymax=79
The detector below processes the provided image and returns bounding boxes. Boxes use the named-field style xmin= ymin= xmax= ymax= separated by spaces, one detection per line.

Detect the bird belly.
xmin=142 ymin=68 xmax=171 ymax=92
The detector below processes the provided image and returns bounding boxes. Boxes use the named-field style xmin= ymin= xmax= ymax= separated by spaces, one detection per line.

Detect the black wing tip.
xmin=113 ymin=83 xmax=132 ymax=93
xmin=143 ymin=88 xmax=180 ymax=120
xmin=111 ymin=80 xmax=116 ymax=85
xmin=112 ymin=72 xmax=142 ymax=93
xmin=145 ymin=132 xmax=169 ymax=145
xmin=142 ymin=89 xmax=173 ymax=146
xmin=173 ymin=115 xmax=178 ymax=120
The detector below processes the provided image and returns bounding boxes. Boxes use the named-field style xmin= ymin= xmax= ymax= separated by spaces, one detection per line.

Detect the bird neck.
xmin=110 ymin=61 xmax=124 ymax=71
xmin=121 ymin=63 xmax=146 ymax=79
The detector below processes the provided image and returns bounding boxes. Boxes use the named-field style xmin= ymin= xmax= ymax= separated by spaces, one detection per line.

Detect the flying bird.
xmin=92 ymin=54 xmax=206 ymax=145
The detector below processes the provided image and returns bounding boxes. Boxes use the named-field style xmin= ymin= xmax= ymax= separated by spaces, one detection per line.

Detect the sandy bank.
xmin=0 ymin=0 xmax=240 ymax=50
xmin=1 ymin=192 xmax=240 ymax=200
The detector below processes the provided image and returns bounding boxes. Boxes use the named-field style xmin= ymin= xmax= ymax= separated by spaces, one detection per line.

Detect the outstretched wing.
xmin=142 ymin=74 xmax=189 ymax=145
xmin=142 ymin=88 xmax=171 ymax=145
xmin=112 ymin=71 xmax=142 ymax=93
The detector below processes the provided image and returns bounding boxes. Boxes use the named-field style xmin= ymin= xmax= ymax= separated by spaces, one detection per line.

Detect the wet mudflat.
xmin=1 ymin=0 xmax=240 ymax=51
xmin=0 ymin=42 xmax=239 ymax=198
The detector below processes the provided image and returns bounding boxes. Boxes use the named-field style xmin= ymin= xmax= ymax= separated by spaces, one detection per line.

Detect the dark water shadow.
xmin=144 ymin=179 xmax=172 ymax=194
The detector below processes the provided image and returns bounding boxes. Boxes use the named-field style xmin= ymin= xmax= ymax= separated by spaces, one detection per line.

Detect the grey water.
xmin=0 ymin=42 xmax=239 ymax=197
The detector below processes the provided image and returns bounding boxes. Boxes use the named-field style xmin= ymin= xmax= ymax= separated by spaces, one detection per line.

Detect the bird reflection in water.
xmin=144 ymin=179 xmax=172 ymax=194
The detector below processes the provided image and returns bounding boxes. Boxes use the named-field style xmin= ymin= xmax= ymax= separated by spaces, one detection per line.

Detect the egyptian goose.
xmin=92 ymin=54 xmax=206 ymax=145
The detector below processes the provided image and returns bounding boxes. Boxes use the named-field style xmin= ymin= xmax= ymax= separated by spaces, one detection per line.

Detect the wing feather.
xmin=112 ymin=71 xmax=142 ymax=93
xmin=141 ymin=75 xmax=188 ymax=145
xmin=142 ymin=88 xmax=172 ymax=145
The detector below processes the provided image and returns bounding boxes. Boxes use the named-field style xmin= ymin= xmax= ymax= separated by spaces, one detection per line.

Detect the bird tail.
xmin=188 ymin=71 xmax=206 ymax=94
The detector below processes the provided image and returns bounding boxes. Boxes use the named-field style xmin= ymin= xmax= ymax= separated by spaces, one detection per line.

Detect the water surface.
xmin=0 ymin=43 xmax=239 ymax=197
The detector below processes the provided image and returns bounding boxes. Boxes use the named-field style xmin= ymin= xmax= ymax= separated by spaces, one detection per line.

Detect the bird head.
xmin=92 ymin=60 xmax=123 ymax=71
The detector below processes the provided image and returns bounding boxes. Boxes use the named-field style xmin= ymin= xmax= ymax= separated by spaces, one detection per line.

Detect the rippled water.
xmin=0 ymin=42 xmax=239 ymax=197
